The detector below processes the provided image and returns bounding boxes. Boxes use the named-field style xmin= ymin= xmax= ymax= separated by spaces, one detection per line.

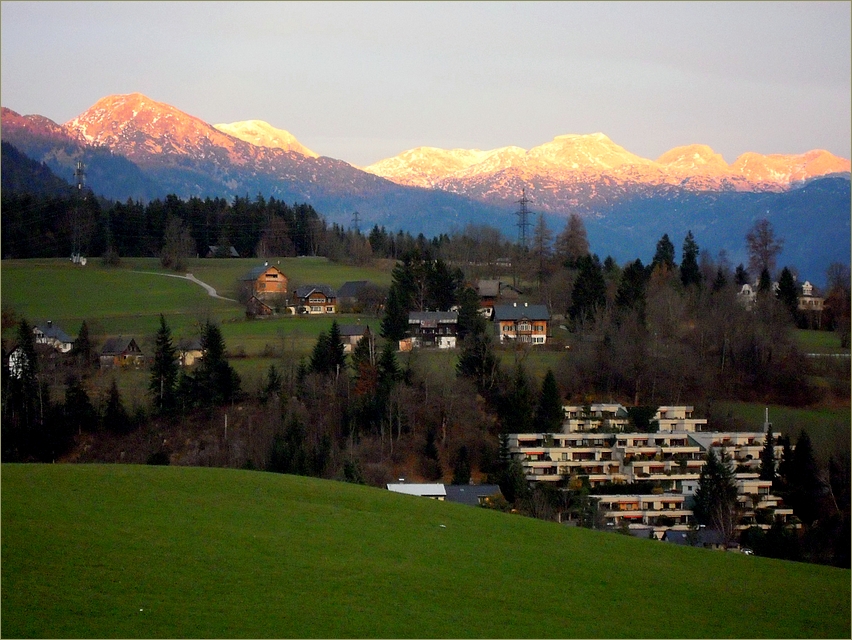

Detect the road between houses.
xmin=132 ymin=271 xmax=238 ymax=303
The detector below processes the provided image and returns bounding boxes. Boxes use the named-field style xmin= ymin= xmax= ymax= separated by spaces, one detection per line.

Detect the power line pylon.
xmin=515 ymin=189 xmax=532 ymax=249
xmin=71 ymin=160 xmax=87 ymax=261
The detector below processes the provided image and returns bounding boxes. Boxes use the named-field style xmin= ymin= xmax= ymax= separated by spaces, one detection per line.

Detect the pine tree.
xmin=102 ymin=377 xmax=131 ymax=434
xmin=615 ymin=259 xmax=647 ymax=318
xmin=452 ymin=445 xmax=472 ymax=485
xmin=63 ymin=375 xmax=97 ymax=435
xmin=776 ymin=266 xmax=798 ymax=318
xmin=712 ymin=267 xmax=728 ymax=292
xmin=380 ymin=284 xmax=409 ymax=342
xmin=535 ymin=369 xmax=564 ymax=433
xmin=787 ymin=429 xmax=823 ymax=526
xmin=759 ymin=424 xmax=776 ymax=482
xmin=693 ymin=448 xmax=738 ymax=545
xmin=456 ymin=285 xmax=486 ymax=339
xmin=568 ymin=254 xmax=606 ymax=327
xmin=149 ymin=314 xmax=178 ymax=414
xmin=651 ymin=233 xmax=676 ymax=273
xmin=71 ymin=320 xmax=95 ymax=369
xmin=499 ymin=364 xmax=535 ymax=434
xmin=196 ymin=320 xmax=240 ymax=405
xmin=309 ymin=331 xmax=332 ymax=375
xmin=679 ymin=230 xmax=702 ymax=288
xmin=327 ymin=320 xmax=346 ymax=376
xmin=735 ymin=264 xmax=749 ymax=287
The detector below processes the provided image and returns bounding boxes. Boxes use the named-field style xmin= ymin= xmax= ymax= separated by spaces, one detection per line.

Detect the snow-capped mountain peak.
xmin=213 ymin=120 xmax=318 ymax=157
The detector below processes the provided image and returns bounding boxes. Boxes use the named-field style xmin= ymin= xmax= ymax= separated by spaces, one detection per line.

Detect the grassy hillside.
xmin=2 ymin=464 xmax=849 ymax=638
xmin=1 ymin=257 xmax=391 ymax=350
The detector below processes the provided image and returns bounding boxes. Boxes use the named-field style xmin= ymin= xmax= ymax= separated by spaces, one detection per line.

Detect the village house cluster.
xmin=387 ymin=404 xmax=795 ymax=549
xmin=507 ymin=404 xmax=795 ymax=542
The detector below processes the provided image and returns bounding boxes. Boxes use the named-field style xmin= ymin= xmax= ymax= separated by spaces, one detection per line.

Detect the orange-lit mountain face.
xmin=2 ymin=93 xmax=849 ymax=216
xmin=364 ymin=134 xmax=850 ymax=212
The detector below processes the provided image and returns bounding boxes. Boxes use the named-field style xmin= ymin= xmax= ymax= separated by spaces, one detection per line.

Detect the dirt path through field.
xmin=132 ymin=271 xmax=238 ymax=303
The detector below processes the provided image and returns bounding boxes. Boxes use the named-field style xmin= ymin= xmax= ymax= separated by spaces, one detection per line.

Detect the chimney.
xmin=47 ymin=320 xmax=52 ymax=328
xmin=513 ymin=302 xmax=517 ymax=307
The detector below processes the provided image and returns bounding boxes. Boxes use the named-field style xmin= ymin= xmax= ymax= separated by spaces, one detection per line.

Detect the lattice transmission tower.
xmin=515 ymin=188 xmax=533 ymax=249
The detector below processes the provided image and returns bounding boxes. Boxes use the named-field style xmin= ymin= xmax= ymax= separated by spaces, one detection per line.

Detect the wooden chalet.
xmin=239 ymin=264 xmax=288 ymax=299
xmin=100 ymin=336 xmax=145 ymax=368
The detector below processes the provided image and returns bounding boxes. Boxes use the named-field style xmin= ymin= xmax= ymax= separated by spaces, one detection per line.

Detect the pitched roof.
xmin=337 ymin=281 xmax=369 ymax=298
xmin=492 ymin=303 xmax=550 ymax=321
xmin=477 ymin=280 xmax=501 ymax=297
xmin=240 ymin=264 xmax=284 ymax=281
xmin=295 ymin=284 xmax=337 ymax=299
xmin=338 ymin=324 xmax=370 ymax=338
xmin=101 ymin=336 xmax=141 ymax=355
xmin=34 ymin=323 xmax=73 ymax=345
xmin=444 ymin=484 xmax=503 ymax=506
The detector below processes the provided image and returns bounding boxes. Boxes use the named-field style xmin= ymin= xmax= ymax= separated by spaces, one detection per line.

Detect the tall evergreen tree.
xmin=776 ymin=266 xmax=799 ymax=318
xmin=149 ymin=314 xmax=178 ymax=414
xmin=102 ymin=377 xmax=131 ymax=434
xmin=196 ymin=320 xmax=240 ymax=405
xmin=759 ymin=424 xmax=776 ymax=482
xmin=615 ymin=259 xmax=648 ymax=319
xmin=71 ymin=320 xmax=95 ymax=370
xmin=693 ymin=448 xmax=738 ymax=544
xmin=456 ymin=331 xmax=502 ymax=398
xmin=735 ymin=264 xmax=749 ymax=287
xmin=679 ymin=230 xmax=702 ymax=288
xmin=535 ymin=369 xmax=564 ymax=433
xmin=63 ymin=375 xmax=97 ymax=435
xmin=380 ymin=284 xmax=409 ymax=342
xmin=712 ymin=267 xmax=728 ymax=292
xmin=456 ymin=284 xmax=487 ymax=339
xmin=452 ymin=445 xmax=472 ymax=485
xmin=650 ymin=233 xmax=676 ymax=273
xmin=787 ymin=429 xmax=823 ymax=526
xmin=499 ymin=364 xmax=536 ymax=434
xmin=568 ymin=254 xmax=606 ymax=327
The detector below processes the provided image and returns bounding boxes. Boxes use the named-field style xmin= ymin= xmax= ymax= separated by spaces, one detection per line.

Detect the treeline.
xmin=0 ymin=187 xmax=469 ymax=264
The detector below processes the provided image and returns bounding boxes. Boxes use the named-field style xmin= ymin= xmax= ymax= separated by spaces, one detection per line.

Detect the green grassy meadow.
xmin=0 ymin=257 xmax=391 ymax=351
xmin=712 ymin=401 xmax=851 ymax=462
xmin=2 ymin=464 xmax=849 ymax=639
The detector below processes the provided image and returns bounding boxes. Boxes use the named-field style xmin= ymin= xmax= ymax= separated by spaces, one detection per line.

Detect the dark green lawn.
xmin=2 ymin=464 xmax=849 ymax=638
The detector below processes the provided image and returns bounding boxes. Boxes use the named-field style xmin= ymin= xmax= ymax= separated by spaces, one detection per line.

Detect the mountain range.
xmin=2 ymin=92 xmax=849 ymax=282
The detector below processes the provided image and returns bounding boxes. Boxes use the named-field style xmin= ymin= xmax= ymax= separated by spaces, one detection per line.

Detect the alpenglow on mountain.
xmin=1 ymin=92 xmax=849 ymax=282
xmin=364 ymin=133 xmax=850 ymax=213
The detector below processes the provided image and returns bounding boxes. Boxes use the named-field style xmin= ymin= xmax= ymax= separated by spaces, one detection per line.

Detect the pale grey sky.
xmin=2 ymin=1 xmax=849 ymax=167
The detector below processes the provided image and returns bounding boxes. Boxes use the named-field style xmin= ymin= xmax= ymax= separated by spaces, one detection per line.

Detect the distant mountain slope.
xmin=213 ymin=120 xmax=318 ymax=157
xmin=1 ymin=93 xmax=848 ymax=282
xmin=366 ymin=134 xmax=850 ymax=213
xmin=1 ymin=141 xmax=73 ymax=197
xmin=581 ymin=176 xmax=851 ymax=283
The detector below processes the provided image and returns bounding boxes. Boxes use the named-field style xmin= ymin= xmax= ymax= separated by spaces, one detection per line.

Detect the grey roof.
xmin=240 ymin=266 xmax=268 ymax=281
xmin=34 ymin=323 xmax=73 ymax=345
xmin=477 ymin=280 xmax=501 ymax=297
xmin=337 ymin=281 xmax=369 ymax=298
xmin=492 ymin=303 xmax=550 ymax=321
xmin=408 ymin=311 xmax=458 ymax=323
xmin=295 ymin=284 xmax=336 ymax=299
xmin=101 ymin=336 xmax=141 ymax=355
xmin=208 ymin=245 xmax=240 ymax=257
xmin=444 ymin=484 xmax=503 ymax=506
xmin=663 ymin=529 xmax=725 ymax=546
xmin=339 ymin=325 xmax=370 ymax=337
